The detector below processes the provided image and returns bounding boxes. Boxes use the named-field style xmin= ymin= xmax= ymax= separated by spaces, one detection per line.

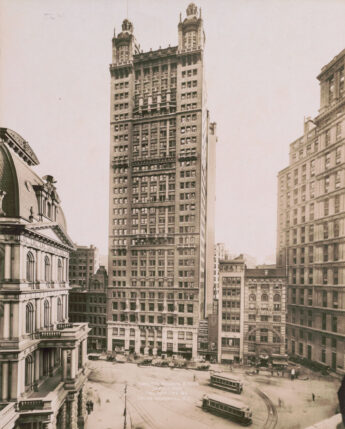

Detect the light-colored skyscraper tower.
xmin=277 ymin=49 xmax=345 ymax=372
xmin=107 ymin=3 xmax=216 ymax=358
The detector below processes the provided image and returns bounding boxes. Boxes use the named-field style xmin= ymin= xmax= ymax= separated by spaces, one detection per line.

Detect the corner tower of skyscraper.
xmin=277 ymin=49 xmax=345 ymax=372
xmin=107 ymin=3 xmax=216 ymax=358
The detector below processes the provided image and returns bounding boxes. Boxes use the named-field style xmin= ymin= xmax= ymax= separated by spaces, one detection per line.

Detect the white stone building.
xmin=0 ymin=128 xmax=90 ymax=429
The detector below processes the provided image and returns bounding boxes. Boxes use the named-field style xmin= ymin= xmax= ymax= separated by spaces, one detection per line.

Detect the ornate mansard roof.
xmin=0 ymin=128 xmax=72 ymax=247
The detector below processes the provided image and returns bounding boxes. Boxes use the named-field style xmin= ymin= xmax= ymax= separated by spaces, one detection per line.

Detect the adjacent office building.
xmin=213 ymin=243 xmax=231 ymax=300
xmin=107 ymin=3 xmax=216 ymax=358
xmin=69 ymin=266 xmax=108 ymax=352
xmin=218 ymin=257 xmax=286 ymax=364
xmin=69 ymin=245 xmax=99 ymax=289
xmin=277 ymin=48 xmax=345 ymax=372
xmin=0 ymin=128 xmax=89 ymax=429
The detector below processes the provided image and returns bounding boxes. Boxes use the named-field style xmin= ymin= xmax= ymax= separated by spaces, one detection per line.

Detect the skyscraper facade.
xmin=69 ymin=244 xmax=99 ymax=289
xmin=277 ymin=49 xmax=345 ymax=372
xmin=107 ymin=3 xmax=216 ymax=358
xmin=214 ymin=243 xmax=231 ymax=300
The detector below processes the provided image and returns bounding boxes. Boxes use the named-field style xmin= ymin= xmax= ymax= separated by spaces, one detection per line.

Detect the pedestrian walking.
xmin=312 ymin=393 xmax=315 ymax=402
xmin=278 ymin=398 xmax=282 ymax=408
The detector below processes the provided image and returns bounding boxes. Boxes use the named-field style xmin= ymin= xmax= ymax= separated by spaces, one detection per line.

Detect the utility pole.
xmin=123 ymin=383 xmax=127 ymax=429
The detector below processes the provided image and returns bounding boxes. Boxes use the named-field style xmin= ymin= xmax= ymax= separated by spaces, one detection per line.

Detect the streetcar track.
xmin=127 ymin=395 xmax=161 ymax=429
xmin=254 ymin=388 xmax=278 ymax=429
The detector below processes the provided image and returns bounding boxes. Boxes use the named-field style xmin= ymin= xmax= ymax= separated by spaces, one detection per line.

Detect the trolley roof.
xmin=203 ymin=393 xmax=250 ymax=410
xmin=211 ymin=372 xmax=242 ymax=382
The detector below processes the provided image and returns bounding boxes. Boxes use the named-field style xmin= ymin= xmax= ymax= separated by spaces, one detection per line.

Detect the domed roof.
xmin=0 ymin=129 xmax=67 ymax=233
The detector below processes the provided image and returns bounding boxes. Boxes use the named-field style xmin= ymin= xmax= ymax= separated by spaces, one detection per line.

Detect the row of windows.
xmin=25 ymin=298 xmax=64 ymax=333
xmin=114 ymin=81 xmax=129 ymax=90
xmin=112 ymin=301 xmax=193 ymax=313
xmin=26 ymin=252 xmax=64 ymax=283
xmin=112 ymin=313 xmax=194 ymax=325
xmin=290 ymin=122 xmax=343 ymax=162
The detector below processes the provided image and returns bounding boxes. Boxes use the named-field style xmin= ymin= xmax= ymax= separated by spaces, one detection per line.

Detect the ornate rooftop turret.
xmin=186 ymin=3 xmax=198 ymax=17
xmin=111 ymin=18 xmax=140 ymax=65
xmin=178 ymin=3 xmax=205 ymax=52
xmin=122 ymin=18 xmax=133 ymax=33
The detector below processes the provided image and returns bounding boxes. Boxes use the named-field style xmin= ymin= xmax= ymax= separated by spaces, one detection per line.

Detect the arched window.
xmin=274 ymin=294 xmax=281 ymax=302
xmin=26 ymin=252 xmax=35 ymax=282
xmin=261 ymin=294 xmax=269 ymax=302
xmin=25 ymin=355 xmax=34 ymax=387
xmin=57 ymin=259 xmax=63 ymax=282
xmin=249 ymin=294 xmax=256 ymax=302
xmin=57 ymin=297 xmax=63 ymax=322
xmin=44 ymin=300 xmax=50 ymax=328
xmin=44 ymin=256 xmax=51 ymax=282
xmin=26 ymin=302 xmax=34 ymax=333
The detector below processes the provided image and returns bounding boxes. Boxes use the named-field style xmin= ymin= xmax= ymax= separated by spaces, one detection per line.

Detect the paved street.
xmin=84 ymin=360 xmax=339 ymax=429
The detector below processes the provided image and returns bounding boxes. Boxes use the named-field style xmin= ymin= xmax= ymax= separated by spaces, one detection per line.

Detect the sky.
xmin=1 ymin=0 xmax=345 ymax=262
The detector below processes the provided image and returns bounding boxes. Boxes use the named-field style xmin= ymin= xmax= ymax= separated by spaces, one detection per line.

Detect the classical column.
xmin=10 ymin=362 xmax=18 ymax=399
xmin=36 ymin=298 xmax=41 ymax=331
xmin=3 ymin=303 xmax=10 ymax=339
xmin=49 ymin=349 xmax=55 ymax=377
xmin=17 ymin=359 xmax=24 ymax=397
xmin=50 ymin=296 xmax=55 ymax=326
xmin=4 ymin=244 xmax=11 ymax=280
xmin=11 ymin=245 xmax=20 ymax=280
xmin=35 ymin=350 xmax=40 ymax=381
xmin=75 ymin=345 xmax=79 ymax=373
xmin=62 ymin=349 xmax=68 ymax=380
xmin=70 ymin=349 xmax=76 ymax=379
xmin=51 ymin=255 xmax=56 ymax=283
xmin=36 ymin=250 xmax=42 ymax=283
xmin=12 ymin=302 xmax=19 ymax=338
xmin=2 ymin=362 xmax=8 ymax=400
xmin=82 ymin=340 xmax=87 ymax=367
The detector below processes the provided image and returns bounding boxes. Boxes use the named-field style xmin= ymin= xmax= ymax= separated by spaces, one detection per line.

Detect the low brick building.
xmin=218 ymin=257 xmax=287 ymax=364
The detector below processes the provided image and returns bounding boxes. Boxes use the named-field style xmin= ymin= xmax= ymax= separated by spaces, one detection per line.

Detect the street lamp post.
xmin=123 ymin=384 xmax=127 ymax=429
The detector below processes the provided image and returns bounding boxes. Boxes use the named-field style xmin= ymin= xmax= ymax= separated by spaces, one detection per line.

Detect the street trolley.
xmin=202 ymin=393 xmax=252 ymax=426
xmin=210 ymin=372 xmax=243 ymax=394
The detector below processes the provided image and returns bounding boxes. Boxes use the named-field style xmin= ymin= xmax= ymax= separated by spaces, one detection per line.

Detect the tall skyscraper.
xmin=107 ymin=3 xmax=216 ymax=358
xmin=277 ymin=48 xmax=345 ymax=372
